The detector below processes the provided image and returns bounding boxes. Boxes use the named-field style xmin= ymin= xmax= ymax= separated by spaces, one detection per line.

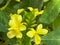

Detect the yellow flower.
xmin=28 ymin=7 xmax=33 ymax=11
xmin=38 ymin=10 xmax=44 ymax=15
xmin=16 ymin=0 xmax=20 ymax=2
xmin=27 ymin=24 xmax=48 ymax=44
xmin=17 ymin=9 xmax=24 ymax=14
xmin=28 ymin=7 xmax=44 ymax=17
xmin=7 ymin=14 xmax=26 ymax=39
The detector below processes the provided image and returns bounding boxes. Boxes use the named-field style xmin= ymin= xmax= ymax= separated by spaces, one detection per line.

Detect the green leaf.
xmin=22 ymin=36 xmax=31 ymax=45
xmin=53 ymin=15 xmax=60 ymax=30
xmin=41 ymin=15 xmax=60 ymax=45
xmin=22 ymin=0 xmax=43 ymax=10
xmin=0 ymin=0 xmax=11 ymax=11
xmin=39 ymin=0 xmax=60 ymax=24
xmin=0 ymin=0 xmax=3 ymax=4
xmin=29 ymin=0 xmax=43 ymax=10
xmin=21 ymin=11 xmax=35 ymax=45
xmin=41 ymin=29 xmax=60 ymax=45
xmin=0 ymin=11 xmax=9 ymax=32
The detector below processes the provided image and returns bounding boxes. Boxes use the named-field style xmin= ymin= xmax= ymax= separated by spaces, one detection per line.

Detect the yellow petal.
xmin=9 ymin=20 xmax=15 ymax=27
xmin=37 ymin=24 xmax=48 ymax=35
xmin=9 ymin=19 xmax=18 ymax=27
xmin=17 ymin=15 xmax=22 ymax=22
xmin=37 ymin=24 xmax=43 ymax=30
xmin=34 ymin=11 xmax=39 ymax=17
xmin=26 ymin=28 xmax=35 ymax=38
xmin=34 ymin=8 xmax=39 ymax=16
xmin=34 ymin=8 xmax=38 ymax=12
xmin=17 ymin=9 xmax=24 ymax=14
xmin=35 ymin=34 xmax=41 ymax=44
xmin=19 ymin=24 xmax=26 ymax=31
xmin=28 ymin=7 xmax=33 ymax=11
xmin=38 ymin=29 xmax=48 ymax=35
xmin=8 ymin=27 xmax=13 ymax=31
xmin=9 ymin=14 xmax=16 ymax=27
xmin=16 ymin=0 xmax=20 ymax=2
xmin=10 ymin=14 xmax=15 ymax=20
xmin=8 ymin=26 xmax=18 ymax=31
xmin=16 ymin=32 xmax=22 ymax=38
xmin=10 ymin=14 xmax=22 ymax=23
xmin=39 ymin=10 xmax=44 ymax=14
xmin=7 ymin=31 xmax=15 ymax=39
xmin=37 ymin=28 xmax=48 ymax=35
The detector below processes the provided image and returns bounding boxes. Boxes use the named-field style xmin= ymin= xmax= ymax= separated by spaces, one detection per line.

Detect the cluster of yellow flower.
xmin=27 ymin=24 xmax=48 ymax=44
xmin=28 ymin=7 xmax=44 ymax=17
xmin=7 ymin=9 xmax=25 ymax=38
xmin=7 ymin=7 xmax=48 ymax=45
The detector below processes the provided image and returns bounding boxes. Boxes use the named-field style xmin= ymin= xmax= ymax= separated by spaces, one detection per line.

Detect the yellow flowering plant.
xmin=5 ymin=7 xmax=48 ymax=45
xmin=1 ymin=0 xmax=60 ymax=45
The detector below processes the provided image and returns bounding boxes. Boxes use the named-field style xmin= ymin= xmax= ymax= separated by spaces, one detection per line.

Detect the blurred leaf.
xmin=22 ymin=36 xmax=31 ymax=45
xmin=39 ymin=0 xmax=60 ymax=24
xmin=41 ymin=29 xmax=60 ymax=45
xmin=22 ymin=0 xmax=43 ymax=10
xmin=44 ymin=0 xmax=49 ymax=2
xmin=0 ymin=0 xmax=3 ymax=4
xmin=53 ymin=15 xmax=60 ymax=30
xmin=41 ymin=15 xmax=60 ymax=45
xmin=0 ymin=11 xmax=9 ymax=32
xmin=0 ymin=0 xmax=11 ymax=11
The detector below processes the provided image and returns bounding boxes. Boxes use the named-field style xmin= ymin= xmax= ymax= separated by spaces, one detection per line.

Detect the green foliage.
xmin=0 ymin=11 xmax=9 ymax=32
xmin=39 ymin=0 xmax=60 ymax=24
xmin=41 ymin=29 xmax=60 ymax=45
xmin=0 ymin=0 xmax=3 ymax=4
xmin=53 ymin=15 xmax=60 ymax=30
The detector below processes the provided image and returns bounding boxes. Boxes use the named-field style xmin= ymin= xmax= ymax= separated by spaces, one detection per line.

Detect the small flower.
xmin=28 ymin=7 xmax=44 ymax=17
xmin=38 ymin=10 xmax=44 ymax=15
xmin=28 ymin=7 xmax=33 ymax=11
xmin=7 ymin=14 xmax=26 ymax=39
xmin=16 ymin=0 xmax=20 ymax=2
xmin=26 ymin=24 xmax=48 ymax=44
xmin=17 ymin=9 xmax=24 ymax=14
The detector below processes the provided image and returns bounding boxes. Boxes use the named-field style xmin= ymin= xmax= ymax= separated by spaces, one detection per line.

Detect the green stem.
xmin=0 ymin=0 xmax=11 ymax=11
xmin=22 ymin=36 xmax=32 ymax=45
xmin=17 ymin=38 xmax=22 ymax=45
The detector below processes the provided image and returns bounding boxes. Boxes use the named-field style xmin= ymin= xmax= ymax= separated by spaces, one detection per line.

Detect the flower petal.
xmin=35 ymin=34 xmax=41 ymax=44
xmin=8 ymin=27 xmax=18 ymax=31
xmin=34 ymin=9 xmax=39 ymax=16
xmin=37 ymin=24 xmax=43 ymax=30
xmin=9 ymin=20 xmax=14 ymax=27
xmin=37 ymin=29 xmax=48 ymax=35
xmin=19 ymin=24 xmax=26 ymax=31
xmin=10 ymin=14 xmax=22 ymax=23
xmin=7 ymin=31 xmax=15 ymax=39
xmin=26 ymin=28 xmax=35 ymax=38
xmin=34 ymin=8 xmax=38 ymax=11
xmin=17 ymin=15 xmax=22 ymax=23
xmin=28 ymin=7 xmax=33 ymax=11
xmin=17 ymin=9 xmax=24 ymax=14
xmin=39 ymin=10 xmax=44 ymax=15
xmin=16 ymin=32 xmax=22 ymax=38
xmin=9 ymin=19 xmax=17 ymax=27
xmin=16 ymin=0 xmax=20 ymax=2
